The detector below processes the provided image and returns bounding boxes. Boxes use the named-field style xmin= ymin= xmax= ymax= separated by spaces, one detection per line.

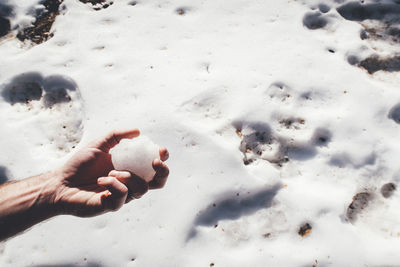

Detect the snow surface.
xmin=111 ymin=136 xmax=159 ymax=182
xmin=1 ymin=0 xmax=400 ymax=266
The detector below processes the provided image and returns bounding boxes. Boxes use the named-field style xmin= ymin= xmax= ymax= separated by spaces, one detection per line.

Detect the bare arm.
xmin=0 ymin=172 xmax=59 ymax=241
xmin=0 ymin=129 xmax=169 ymax=241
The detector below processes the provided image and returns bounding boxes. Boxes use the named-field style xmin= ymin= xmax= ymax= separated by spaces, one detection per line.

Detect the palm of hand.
xmin=57 ymin=147 xmax=115 ymax=217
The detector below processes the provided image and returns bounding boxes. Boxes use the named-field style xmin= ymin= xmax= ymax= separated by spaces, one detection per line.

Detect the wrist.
xmin=34 ymin=170 xmax=63 ymax=217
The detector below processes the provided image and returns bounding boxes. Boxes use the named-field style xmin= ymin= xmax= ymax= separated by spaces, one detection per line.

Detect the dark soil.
xmin=381 ymin=183 xmax=396 ymax=198
xmin=346 ymin=192 xmax=372 ymax=222
xmin=17 ymin=0 xmax=112 ymax=45
xmin=17 ymin=0 xmax=62 ymax=44
xmin=298 ymin=223 xmax=312 ymax=237
xmin=358 ymin=55 xmax=400 ymax=74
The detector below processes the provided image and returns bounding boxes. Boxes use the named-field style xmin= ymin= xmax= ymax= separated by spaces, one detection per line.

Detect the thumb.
xmin=97 ymin=176 xmax=128 ymax=211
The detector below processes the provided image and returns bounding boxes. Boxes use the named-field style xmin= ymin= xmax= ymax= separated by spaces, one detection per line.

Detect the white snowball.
xmin=110 ymin=135 xmax=159 ymax=182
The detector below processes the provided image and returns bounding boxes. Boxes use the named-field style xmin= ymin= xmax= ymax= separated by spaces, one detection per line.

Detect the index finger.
xmin=90 ymin=129 xmax=140 ymax=152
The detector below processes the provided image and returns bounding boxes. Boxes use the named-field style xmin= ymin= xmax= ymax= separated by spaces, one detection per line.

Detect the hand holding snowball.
xmin=0 ymin=129 xmax=169 ymax=241
xmin=54 ymin=129 xmax=169 ymax=217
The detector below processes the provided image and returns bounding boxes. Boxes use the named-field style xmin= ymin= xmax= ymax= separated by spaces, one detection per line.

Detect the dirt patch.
xmin=79 ymin=0 xmax=114 ymax=11
xmin=360 ymin=24 xmax=400 ymax=43
xmin=381 ymin=183 xmax=396 ymax=198
xmin=79 ymin=0 xmax=105 ymax=4
xmin=346 ymin=192 xmax=373 ymax=222
xmin=358 ymin=55 xmax=400 ymax=74
xmin=17 ymin=0 xmax=62 ymax=44
xmin=279 ymin=118 xmax=305 ymax=130
xmin=16 ymin=0 xmax=114 ymax=45
xmin=298 ymin=223 xmax=312 ymax=237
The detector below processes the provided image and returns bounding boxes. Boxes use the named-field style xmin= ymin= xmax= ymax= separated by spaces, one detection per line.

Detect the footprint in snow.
xmin=381 ymin=182 xmax=396 ymax=198
xmin=80 ymin=0 xmax=114 ymax=11
xmin=234 ymin=120 xmax=331 ymax=167
xmin=388 ymin=103 xmax=400 ymax=124
xmin=346 ymin=192 xmax=373 ymax=223
xmin=301 ymin=1 xmax=400 ymax=74
xmin=0 ymin=72 xmax=84 ymax=157
xmin=0 ymin=2 xmax=12 ymax=39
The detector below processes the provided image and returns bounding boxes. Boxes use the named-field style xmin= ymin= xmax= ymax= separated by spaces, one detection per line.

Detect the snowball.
xmin=110 ymin=135 xmax=159 ymax=182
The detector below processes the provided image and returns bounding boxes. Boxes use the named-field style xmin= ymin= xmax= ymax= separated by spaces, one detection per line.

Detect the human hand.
xmin=52 ymin=129 xmax=169 ymax=217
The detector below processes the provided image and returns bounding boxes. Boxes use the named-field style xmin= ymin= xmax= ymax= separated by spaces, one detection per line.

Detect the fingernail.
xmin=102 ymin=191 xmax=112 ymax=199
xmin=98 ymin=178 xmax=105 ymax=183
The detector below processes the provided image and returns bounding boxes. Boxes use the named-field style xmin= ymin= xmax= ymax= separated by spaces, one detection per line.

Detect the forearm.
xmin=0 ymin=171 xmax=59 ymax=241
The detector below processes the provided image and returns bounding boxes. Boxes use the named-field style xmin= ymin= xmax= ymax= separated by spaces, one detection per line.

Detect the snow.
xmin=111 ymin=136 xmax=159 ymax=182
xmin=1 ymin=0 xmax=400 ymax=266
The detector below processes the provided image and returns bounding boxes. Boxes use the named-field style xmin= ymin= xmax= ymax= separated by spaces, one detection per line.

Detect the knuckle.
xmin=108 ymin=176 xmax=117 ymax=183
xmin=105 ymin=131 xmax=119 ymax=146
xmin=155 ymin=166 xmax=169 ymax=179
xmin=87 ymin=148 xmax=99 ymax=159
xmin=163 ymin=167 xmax=170 ymax=177
xmin=121 ymin=171 xmax=132 ymax=179
xmin=108 ymin=170 xmax=117 ymax=176
xmin=163 ymin=150 xmax=169 ymax=160
xmin=120 ymin=186 xmax=129 ymax=195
